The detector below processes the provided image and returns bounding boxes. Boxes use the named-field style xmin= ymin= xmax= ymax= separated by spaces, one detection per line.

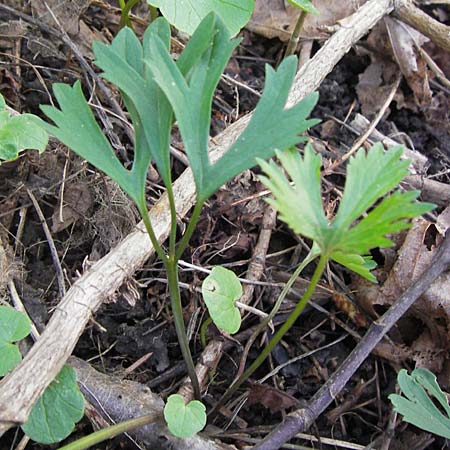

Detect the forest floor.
xmin=1 ymin=1 xmax=450 ymax=449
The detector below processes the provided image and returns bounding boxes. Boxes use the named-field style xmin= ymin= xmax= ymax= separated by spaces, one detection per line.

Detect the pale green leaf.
xmin=287 ymin=0 xmax=319 ymax=14
xmin=147 ymin=0 xmax=254 ymax=36
xmin=0 ymin=94 xmax=48 ymax=164
xmin=389 ymin=369 xmax=450 ymax=439
xmin=21 ymin=365 xmax=85 ymax=444
xmin=0 ymin=341 xmax=22 ymax=377
xmin=164 ymin=394 xmax=206 ymax=438
xmin=202 ymin=266 xmax=242 ymax=334
xmin=259 ymin=144 xmax=435 ymax=282
xmin=0 ymin=305 xmax=31 ymax=342
xmin=146 ymin=20 xmax=318 ymax=201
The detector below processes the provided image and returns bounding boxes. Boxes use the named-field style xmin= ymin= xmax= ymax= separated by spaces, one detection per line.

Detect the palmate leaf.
xmin=146 ymin=13 xmax=318 ymax=202
xmin=259 ymin=144 xmax=434 ymax=282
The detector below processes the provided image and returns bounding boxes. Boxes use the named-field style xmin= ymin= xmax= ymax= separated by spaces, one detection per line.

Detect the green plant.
xmin=284 ymin=0 xmax=319 ymax=58
xmin=202 ymin=266 xmax=242 ymax=334
xmin=164 ymin=394 xmax=207 ymax=438
xmin=146 ymin=0 xmax=254 ymax=36
xmin=38 ymin=12 xmax=318 ymax=438
xmin=0 ymin=93 xmax=48 ymax=164
xmin=390 ymin=368 xmax=450 ymax=439
xmin=211 ymin=143 xmax=435 ymax=411
xmin=0 ymin=306 xmax=84 ymax=443
xmin=118 ymin=0 xmax=141 ymax=29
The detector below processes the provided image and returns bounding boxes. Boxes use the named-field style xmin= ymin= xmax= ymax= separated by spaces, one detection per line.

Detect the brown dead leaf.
xmin=52 ymin=183 xmax=92 ymax=233
xmin=354 ymin=217 xmax=450 ymax=373
xmin=247 ymin=0 xmax=364 ymax=41
xmin=31 ymin=0 xmax=91 ymax=36
xmin=384 ymin=17 xmax=431 ymax=107
xmin=247 ymin=382 xmax=298 ymax=412
xmin=332 ymin=292 xmax=368 ymax=327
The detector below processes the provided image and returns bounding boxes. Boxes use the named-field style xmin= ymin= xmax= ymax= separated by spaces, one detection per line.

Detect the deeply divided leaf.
xmin=389 ymin=368 xmax=450 ymax=439
xmin=259 ymin=144 xmax=434 ymax=282
xmin=21 ymin=365 xmax=85 ymax=444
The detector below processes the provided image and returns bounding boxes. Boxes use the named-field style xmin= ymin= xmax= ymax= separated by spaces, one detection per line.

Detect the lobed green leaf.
xmin=259 ymin=144 xmax=435 ymax=281
xmin=389 ymin=368 xmax=450 ymax=439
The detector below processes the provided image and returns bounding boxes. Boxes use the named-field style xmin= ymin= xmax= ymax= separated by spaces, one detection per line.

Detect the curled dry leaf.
xmin=248 ymin=0 xmax=364 ymax=41
xmin=354 ymin=217 xmax=450 ymax=372
xmin=247 ymin=382 xmax=299 ymax=413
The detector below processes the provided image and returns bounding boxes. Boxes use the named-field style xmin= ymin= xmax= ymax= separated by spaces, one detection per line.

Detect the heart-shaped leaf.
xmin=0 ymin=306 xmax=31 ymax=376
xmin=21 ymin=365 xmax=85 ymax=444
xmin=147 ymin=0 xmax=254 ymax=36
xmin=202 ymin=266 xmax=242 ymax=334
xmin=164 ymin=394 xmax=206 ymax=438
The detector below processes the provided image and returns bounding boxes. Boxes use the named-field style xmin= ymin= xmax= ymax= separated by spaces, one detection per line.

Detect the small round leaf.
xmin=0 ymin=341 xmax=22 ymax=376
xmin=0 ymin=305 xmax=31 ymax=342
xmin=21 ymin=365 xmax=85 ymax=444
xmin=164 ymin=394 xmax=206 ymax=438
xmin=202 ymin=266 xmax=242 ymax=334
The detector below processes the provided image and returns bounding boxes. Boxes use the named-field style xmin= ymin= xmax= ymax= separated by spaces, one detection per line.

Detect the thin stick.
xmin=27 ymin=188 xmax=66 ymax=299
xmin=254 ymin=230 xmax=450 ymax=450
xmin=326 ymin=72 xmax=402 ymax=173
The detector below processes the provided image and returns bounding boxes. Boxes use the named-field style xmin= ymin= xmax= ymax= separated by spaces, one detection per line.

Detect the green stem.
xmin=149 ymin=5 xmax=158 ymax=22
xmin=166 ymin=183 xmax=178 ymax=259
xmin=284 ymin=10 xmax=308 ymax=58
xmin=210 ymin=254 xmax=328 ymax=414
xmin=200 ymin=316 xmax=213 ymax=348
xmin=119 ymin=0 xmax=141 ymax=29
xmin=58 ymin=414 xmax=161 ymax=450
xmin=166 ymin=259 xmax=201 ymax=399
xmin=175 ymin=201 xmax=204 ymax=261
xmin=138 ymin=200 xmax=168 ymax=265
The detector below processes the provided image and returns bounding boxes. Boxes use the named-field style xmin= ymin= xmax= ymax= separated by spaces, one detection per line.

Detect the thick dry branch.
xmin=394 ymin=0 xmax=450 ymax=53
xmin=254 ymin=231 xmax=450 ymax=450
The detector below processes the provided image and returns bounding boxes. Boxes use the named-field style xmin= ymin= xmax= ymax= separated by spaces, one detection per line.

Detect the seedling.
xmin=0 ymin=306 xmax=84 ymax=443
xmin=38 ymin=12 xmax=318 ymax=437
xmin=0 ymin=93 xmax=48 ymax=164
xmin=146 ymin=0 xmax=254 ymax=36
xmin=164 ymin=394 xmax=207 ymax=438
xmin=212 ymin=143 xmax=435 ymax=410
xmin=202 ymin=266 xmax=242 ymax=334
xmin=284 ymin=0 xmax=319 ymax=58
xmin=390 ymin=368 xmax=450 ymax=439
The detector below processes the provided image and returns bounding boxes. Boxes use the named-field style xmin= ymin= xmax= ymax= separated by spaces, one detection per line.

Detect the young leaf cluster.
xmin=258 ymin=143 xmax=434 ymax=281
xmin=390 ymin=368 xmax=450 ymax=439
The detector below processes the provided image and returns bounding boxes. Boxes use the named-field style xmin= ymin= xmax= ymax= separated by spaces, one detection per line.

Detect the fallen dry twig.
xmin=253 ymin=230 xmax=450 ymax=450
